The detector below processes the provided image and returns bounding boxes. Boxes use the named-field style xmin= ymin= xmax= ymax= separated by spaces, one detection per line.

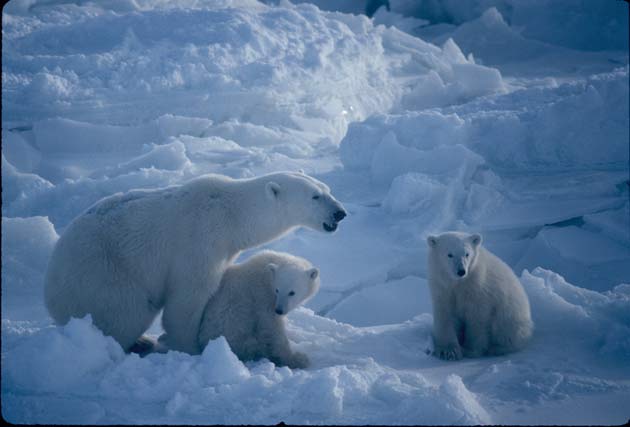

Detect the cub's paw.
xmin=287 ymin=351 xmax=310 ymax=369
xmin=433 ymin=344 xmax=463 ymax=361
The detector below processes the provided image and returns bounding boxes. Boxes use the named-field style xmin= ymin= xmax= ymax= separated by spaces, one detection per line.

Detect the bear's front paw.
xmin=287 ymin=351 xmax=310 ymax=369
xmin=433 ymin=343 xmax=463 ymax=361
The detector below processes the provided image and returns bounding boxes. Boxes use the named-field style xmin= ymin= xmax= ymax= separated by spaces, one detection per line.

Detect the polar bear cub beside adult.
xmin=427 ymin=232 xmax=533 ymax=360
xmin=198 ymin=251 xmax=319 ymax=369
xmin=45 ymin=172 xmax=346 ymax=355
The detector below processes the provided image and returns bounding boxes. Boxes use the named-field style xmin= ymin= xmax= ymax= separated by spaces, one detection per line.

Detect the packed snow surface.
xmin=2 ymin=0 xmax=629 ymax=424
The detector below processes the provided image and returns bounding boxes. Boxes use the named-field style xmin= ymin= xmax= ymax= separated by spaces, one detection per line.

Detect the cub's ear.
xmin=308 ymin=268 xmax=319 ymax=280
xmin=470 ymin=233 xmax=482 ymax=247
xmin=427 ymin=235 xmax=438 ymax=247
xmin=266 ymin=263 xmax=278 ymax=280
xmin=266 ymin=181 xmax=281 ymax=199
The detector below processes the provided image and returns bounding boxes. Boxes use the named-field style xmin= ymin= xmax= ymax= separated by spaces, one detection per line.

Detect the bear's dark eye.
xmin=465 ymin=253 xmax=469 ymax=258
xmin=275 ymin=289 xmax=279 ymax=293
xmin=447 ymin=253 xmax=453 ymax=258
xmin=312 ymin=195 xmax=320 ymax=200
xmin=288 ymin=291 xmax=295 ymax=296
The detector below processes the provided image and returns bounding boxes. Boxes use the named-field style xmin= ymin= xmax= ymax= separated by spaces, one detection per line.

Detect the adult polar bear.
xmin=44 ymin=172 xmax=347 ymax=354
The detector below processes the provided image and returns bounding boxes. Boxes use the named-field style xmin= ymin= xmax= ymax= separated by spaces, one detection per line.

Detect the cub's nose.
xmin=457 ymin=269 xmax=466 ymax=277
xmin=334 ymin=210 xmax=347 ymax=222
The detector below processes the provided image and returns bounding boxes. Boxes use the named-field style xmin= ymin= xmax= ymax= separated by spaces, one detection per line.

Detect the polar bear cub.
xmin=427 ymin=232 xmax=533 ymax=360
xmin=198 ymin=251 xmax=320 ymax=369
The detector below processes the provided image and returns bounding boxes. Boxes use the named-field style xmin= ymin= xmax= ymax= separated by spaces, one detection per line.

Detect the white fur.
xmin=427 ymin=231 xmax=533 ymax=360
xmin=44 ymin=172 xmax=345 ymax=354
xmin=197 ymin=250 xmax=319 ymax=369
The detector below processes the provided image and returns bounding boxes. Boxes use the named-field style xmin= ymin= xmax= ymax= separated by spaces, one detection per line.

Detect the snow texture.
xmin=2 ymin=0 xmax=629 ymax=424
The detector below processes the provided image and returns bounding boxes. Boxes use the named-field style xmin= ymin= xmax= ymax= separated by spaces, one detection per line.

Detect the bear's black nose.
xmin=334 ymin=210 xmax=347 ymax=222
xmin=275 ymin=309 xmax=284 ymax=315
xmin=457 ymin=269 xmax=466 ymax=277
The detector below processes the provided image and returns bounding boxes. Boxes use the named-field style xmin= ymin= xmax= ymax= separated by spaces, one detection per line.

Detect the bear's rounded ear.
xmin=266 ymin=181 xmax=281 ymax=199
xmin=470 ymin=234 xmax=482 ymax=247
xmin=427 ymin=235 xmax=438 ymax=247
xmin=308 ymin=268 xmax=319 ymax=280
xmin=266 ymin=263 xmax=278 ymax=280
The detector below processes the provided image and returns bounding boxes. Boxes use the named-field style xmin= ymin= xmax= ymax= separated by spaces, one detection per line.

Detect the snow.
xmin=2 ymin=0 xmax=629 ymax=424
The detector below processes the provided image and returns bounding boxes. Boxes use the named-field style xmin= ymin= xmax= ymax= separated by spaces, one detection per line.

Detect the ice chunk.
xmin=521 ymin=267 xmax=630 ymax=361
xmin=91 ymin=141 xmax=191 ymax=178
xmin=2 ymin=130 xmax=42 ymax=173
xmin=515 ymin=225 xmax=630 ymax=292
xmin=1 ymin=155 xmax=53 ymax=206
xmin=155 ymin=114 xmax=213 ymax=139
xmin=440 ymin=374 xmax=491 ymax=425
xmin=370 ymin=132 xmax=484 ymax=184
xmin=2 ymin=216 xmax=58 ymax=274
xmin=197 ymin=336 xmax=250 ymax=384
xmin=33 ymin=118 xmax=157 ymax=154
xmin=2 ymin=215 xmax=58 ymax=317
xmin=583 ymin=204 xmax=630 ymax=247
xmin=382 ymin=173 xmax=446 ymax=215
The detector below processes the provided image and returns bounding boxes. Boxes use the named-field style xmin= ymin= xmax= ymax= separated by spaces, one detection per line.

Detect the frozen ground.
xmin=2 ymin=0 xmax=629 ymax=424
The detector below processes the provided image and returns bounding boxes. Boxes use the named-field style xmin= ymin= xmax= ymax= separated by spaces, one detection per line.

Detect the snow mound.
xmin=4 ymin=268 xmax=629 ymax=424
xmin=2 ymin=316 xmax=125 ymax=393
xmin=3 ymin=0 xmax=504 ymax=147
xmin=522 ymin=267 xmax=630 ymax=360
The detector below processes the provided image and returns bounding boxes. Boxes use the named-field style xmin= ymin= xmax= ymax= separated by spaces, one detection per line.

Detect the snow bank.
xmin=340 ymin=68 xmax=628 ymax=231
xmin=2 ymin=313 xmax=485 ymax=425
xmin=4 ymin=268 xmax=629 ymax=424
xmin=3 ymin=0 xmax=504 ymax=147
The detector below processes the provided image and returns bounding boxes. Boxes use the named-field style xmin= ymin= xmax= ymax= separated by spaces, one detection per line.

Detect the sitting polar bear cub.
xmin=198 ymin=251 xmax=320 ymax=369
xmin=427 ymin=232 xmax=533 ymax=360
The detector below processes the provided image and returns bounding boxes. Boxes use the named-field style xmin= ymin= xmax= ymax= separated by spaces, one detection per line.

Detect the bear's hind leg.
xmin=489 ymin=318 xmax=533 ymax=355
xmin=89 ymin=283 xmax=161 ymax=352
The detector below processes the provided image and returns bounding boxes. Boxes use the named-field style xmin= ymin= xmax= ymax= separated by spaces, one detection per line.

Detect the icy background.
xmin=2 ymin=0 xmax=629 ymax=424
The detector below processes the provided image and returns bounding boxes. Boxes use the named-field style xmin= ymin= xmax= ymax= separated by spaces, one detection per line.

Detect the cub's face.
xmin=427 ymin=232 xmax=482 ymax=281
xmin=267 ymin=262 xmax=320 ymax=315
xmin=265 ymin=172 xmax=347 ymax=233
